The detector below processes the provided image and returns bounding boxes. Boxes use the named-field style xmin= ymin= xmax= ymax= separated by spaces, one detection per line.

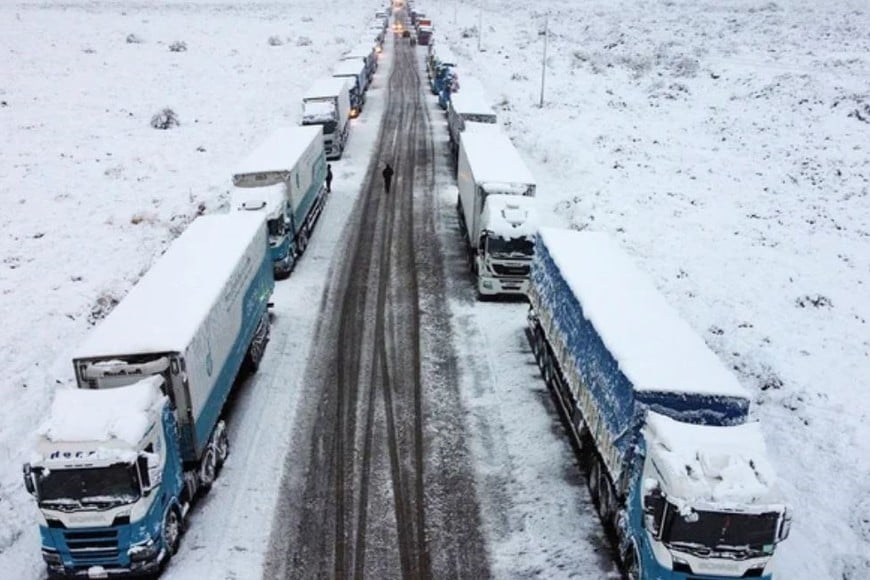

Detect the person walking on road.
xmin=382 ymin=163 xmax=394 ymax=194
xmin=325 ymin=164 xmax=333 ymax=193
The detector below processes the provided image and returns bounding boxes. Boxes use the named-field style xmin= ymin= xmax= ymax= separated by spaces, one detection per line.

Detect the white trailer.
xmin=302 ymin=77 xmax=351 ymax=160
xmin=446 ymin=77 xmax=497 ymax=160
xmin=456 ymin=128 xmax=538 ymax=298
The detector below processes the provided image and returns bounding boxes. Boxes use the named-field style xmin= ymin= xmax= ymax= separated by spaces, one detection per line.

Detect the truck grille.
xmin=492 ymin=263 xmax=530 ymax=277
xmin=63 ymin=529 xmax=120 ymax=565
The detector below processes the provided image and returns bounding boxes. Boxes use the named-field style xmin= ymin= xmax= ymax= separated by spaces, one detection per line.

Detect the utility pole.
xmin=539 ymin=12 xmax=549 ymax=108
xmin=477 ymin=3 xmax=483 ymax=52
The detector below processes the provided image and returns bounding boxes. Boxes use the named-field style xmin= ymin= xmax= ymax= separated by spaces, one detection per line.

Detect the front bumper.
xmin=45 ymin=552 xmax=163 ymax=579
xmin=478 ymin=275 xmax=530 ymax=296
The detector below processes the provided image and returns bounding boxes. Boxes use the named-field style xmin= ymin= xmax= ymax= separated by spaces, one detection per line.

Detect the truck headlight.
xmin=128 ymin=539 xmax=159 ymax=562
xmin=42 ymin=548 xmax=62 ymax=566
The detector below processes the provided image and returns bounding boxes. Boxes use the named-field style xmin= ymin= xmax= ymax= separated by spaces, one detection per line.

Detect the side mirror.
xmin=138 ymin=453 xmax=162 ymax=495
xmin=137 ymin=455 xmax=151 ymax=494
xmin=643 ymin=486 xmax=666 ymax=539
xmin=22 ymin=463 xmax=36 ymax=497
xmin=778 ymin=508 xmax=792 ymax=541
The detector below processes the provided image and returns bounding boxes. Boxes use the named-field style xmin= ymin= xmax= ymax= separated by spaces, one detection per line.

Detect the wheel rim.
xmin=201 ymin=449 xmax=216 ymax=486
xmin=164 ymin=510 xmax=180 ymax=553
xmin=216 ymin=432 xmax=229 ymax=464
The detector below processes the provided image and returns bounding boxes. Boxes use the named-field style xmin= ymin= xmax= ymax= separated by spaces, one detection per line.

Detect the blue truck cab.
xmin=232 ymin=126 xmax=330 ymax=277
xmin=23 ymin=212 xmax=274 ymax=577
xmin=527 ymin=228 xmax=791 ymax=579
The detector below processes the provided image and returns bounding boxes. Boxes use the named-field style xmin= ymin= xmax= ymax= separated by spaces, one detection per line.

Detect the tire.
xmin=597 ymin=462 xmax=615 ymax=529
xmin=543 ymin=347 xmax=555 ymax=387
xmin=296 ymin=230 xmax=309 ymax=257
xmin=162 ymin=507 xmax=182 ymax=557
xmin=623 ymin=546 xmax=641 ymax=580
xmin=588 ymin=457 xmax=601 ymax=505
xmin=215 ymin=426 xmax=230 ymax=469
xmin=199 ymin=447 xmax=217 ymax=493
xmin=533 ymin=328 xmax=545 ymax=363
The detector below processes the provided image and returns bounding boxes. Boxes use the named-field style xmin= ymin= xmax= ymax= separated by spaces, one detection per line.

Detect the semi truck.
xmin=22 ymin=212 xmax=275 ymax=577
xmin=446 ymin=77 xmax=497 ymax=161
xmin=333 ymin=57 xmax=367 ymax=118
xmin=526 ymin=227 xmax=791 ymax=579
xmin=232 ymin=125 xmax=329 ymax=276
xmin=302 ymin=77 xmax=351 ymax=160
xmin=456 ymin=127 xmax=537 ymax=298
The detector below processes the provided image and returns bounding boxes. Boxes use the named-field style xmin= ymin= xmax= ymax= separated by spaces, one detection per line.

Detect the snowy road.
xmin=262 ymin=31 xmax=491 ymax=580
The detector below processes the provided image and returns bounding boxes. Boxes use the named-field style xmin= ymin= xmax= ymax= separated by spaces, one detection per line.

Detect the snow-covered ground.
xmin=1 ymin=0 xmax=868 ymax=578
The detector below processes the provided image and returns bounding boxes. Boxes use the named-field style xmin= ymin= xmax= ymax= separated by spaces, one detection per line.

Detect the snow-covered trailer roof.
xmin=75 ymin=212 xmax=266 ymax=358
xmin=303 ymin=77 xmax=350 ymax=101
xmin=233 ymin=126 xmax=323 ymax=179
xmin=538 ymin=227 xmax=749 ymax=401
xmin=37 ymin=377 xmax=166 ymax=464
xmin=450 ymin=79 xmax=495 ymax=119
xmin=344 ymin=43 xmax=375 ymax=60
xmin=459 ymin=129 xmax=535 ymax=190
xmin=480 ymin=194 xmax=537 ymax=239
xmin=230 ymin=184 xmax=285 ymax=222
xmin=645 ymin=412 xmax=781 ymax=506
xmin=333 ymin=57 xmax=366 ymax=79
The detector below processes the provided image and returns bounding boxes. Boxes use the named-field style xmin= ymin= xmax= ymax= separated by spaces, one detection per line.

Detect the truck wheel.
xmin=162 ymin=507 xmax=182 ymax=557
xmin=623 ymin=547 xmax=641 ymax=580
xmin=199 ymin=448 xmax=217 ymax=492
xmin=215 ymin=426 xmax=230 ymax=469
xmin=531 ymin=327 xmax=543 ymax=360
xmin=296 ymin=230 xmax=309 ymax=256
xmin=597 ymin=465 xmax=616 ymax=528
xmin=588 ymin=459 xmax=601 ymax=505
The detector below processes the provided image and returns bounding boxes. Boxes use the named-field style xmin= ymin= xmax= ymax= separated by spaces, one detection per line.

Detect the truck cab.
xmin=302 ymin=77 xmax=351 ymax=160
xmin=632 ymin=413 xmax=791 ymax=579
xmin=23 ymin=377 xmax=186 ymax=577
xmin=476 ymin=194 xmax=537 ymax=297
xmin=230 ymin=185 xmax=292 ymax=278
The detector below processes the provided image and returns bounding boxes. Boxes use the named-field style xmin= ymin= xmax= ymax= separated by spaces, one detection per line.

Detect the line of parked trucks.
xmin=21 ymin=8 xmax=792 ymax=579
xmin=426 ymin=23 xmax=792 ymax=579
xmin=20 ymin=12 xmax=390 ymax=579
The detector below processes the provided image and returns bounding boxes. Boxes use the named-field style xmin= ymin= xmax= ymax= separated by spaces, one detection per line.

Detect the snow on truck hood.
xmin=36 ymin=377 xmax=165 ymax=463
xmin=644 ymin=411 xmax=782 ymax=507
xmin=538 ymin=227 xmax=749 ymax=400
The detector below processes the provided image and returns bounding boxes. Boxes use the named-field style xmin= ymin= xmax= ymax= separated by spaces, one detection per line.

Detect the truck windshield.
xmin=38 ymin=464 xmax=140 ymax=509
xmin=663 ymin=505 xmax=779 ymax=557
xmin=487 ymin=236 xmax=534 ymax=259
xmin=318 ymin=120 xmax=337 ymax=135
